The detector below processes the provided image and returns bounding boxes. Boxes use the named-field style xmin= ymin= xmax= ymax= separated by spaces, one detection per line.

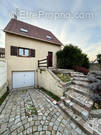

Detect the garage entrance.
xmin=12 ymin=71 xmax=34 ymax=88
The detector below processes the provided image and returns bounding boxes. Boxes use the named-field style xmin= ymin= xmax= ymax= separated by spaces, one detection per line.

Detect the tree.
xmin=56 ymin=44 xmax=90 ymax=69
xmin=97 ymin=54 xmax=101 ymax=64
xmin=81 ymin=53 xmax=90 ymax=69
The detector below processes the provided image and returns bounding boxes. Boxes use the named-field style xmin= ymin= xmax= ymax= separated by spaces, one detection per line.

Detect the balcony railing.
xmin=38 ymin=56 xmax=49 ymax=68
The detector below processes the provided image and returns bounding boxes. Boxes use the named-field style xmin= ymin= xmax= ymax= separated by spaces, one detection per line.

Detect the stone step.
xmin=69 ymin=84 xmax=89 ymax=96
xmin=65 ymin=90 xmax=93 ymax=111
xmin=71 ymin=73 xmax=86 ymax=78
xmin=63 ymin=97 xmax=89 ymax=121
xmin=73 ymin=77 xmax=89 ymax=82
xmin=90 ymin=109 xmax=101 ymax=118
xmin=72 ymin=80 xmax=90 ymax=88
xmin=70 ymin=71 xmax=84 ymax=74
xmin=58 ymin=102 xmax=93 ymax=135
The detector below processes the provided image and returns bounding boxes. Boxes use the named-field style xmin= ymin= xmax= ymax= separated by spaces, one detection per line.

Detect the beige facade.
xmin=37 ymin=69 xmax=64 ymax=97
xmin=5 ymin=33 xmax=61 ymax=89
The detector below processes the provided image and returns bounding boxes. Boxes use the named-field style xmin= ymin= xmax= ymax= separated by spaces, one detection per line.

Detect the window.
xmin=25 ymin=49 xmax=29 ymax=56
xmin=10 ymin=46 xmax=35 ymax=57
xmin=46 ymin=35 xmax=52 ymax=40
xmin=20 ymin=28 xmax=28 ymax=33
xmin=19 ymin=48 xmax=24 ymax=56
xmin=19 ymin=48 xmax=29 ymax=56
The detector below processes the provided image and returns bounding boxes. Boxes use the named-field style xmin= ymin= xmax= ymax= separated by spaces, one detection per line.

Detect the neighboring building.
xmin=4 ymin=19 xmax=62 ymax=89
xmin=0 ymin=48 xmax=5 ymax=58
xmin=0 ymin=59 xmax=7 ymax=99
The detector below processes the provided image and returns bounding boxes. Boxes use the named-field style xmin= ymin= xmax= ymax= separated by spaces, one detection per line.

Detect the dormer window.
xmin=20 ymin=28 xmax=28 ymax=33
xmin=46 ymin=35 xmax=52 ymax=40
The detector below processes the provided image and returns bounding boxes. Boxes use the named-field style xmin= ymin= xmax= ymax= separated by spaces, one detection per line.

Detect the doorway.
xmin=48 ymin=52 xmax=53 ymax=67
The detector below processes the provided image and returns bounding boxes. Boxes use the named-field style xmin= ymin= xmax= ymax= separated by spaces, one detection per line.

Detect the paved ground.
xmin=0 ymin=88 xmax=87 ymax=135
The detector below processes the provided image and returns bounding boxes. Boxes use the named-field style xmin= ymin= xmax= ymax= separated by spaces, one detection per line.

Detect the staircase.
xmin=58 ymin=72 xmax=94 ymax=134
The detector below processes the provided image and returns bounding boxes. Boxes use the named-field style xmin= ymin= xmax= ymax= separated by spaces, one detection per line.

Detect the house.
xmin=4 ymin=18 xmax=62 ymax=89
xmin=0 ymin=48 xmax=5 ymax=58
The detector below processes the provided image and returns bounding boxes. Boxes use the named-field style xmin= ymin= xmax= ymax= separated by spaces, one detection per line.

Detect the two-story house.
xmin=4 ymin=18 xmax=62 ymax=89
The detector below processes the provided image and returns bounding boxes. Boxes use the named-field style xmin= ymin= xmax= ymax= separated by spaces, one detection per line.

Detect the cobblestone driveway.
xmin=0 ymin=89 xmax=87 ymax=135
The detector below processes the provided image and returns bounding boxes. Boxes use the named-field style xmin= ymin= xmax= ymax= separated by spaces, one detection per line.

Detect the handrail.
xmin=38 ymin=58 xmax=47 ymax=62
xmin=38 ymin=56 xmax=48 ymax=68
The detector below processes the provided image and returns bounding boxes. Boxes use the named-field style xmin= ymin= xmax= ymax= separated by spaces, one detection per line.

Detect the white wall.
xmin=37 ymin=68 xmax=64 ymax=97
xmin=0 ymin=59 xmax=7 ymax=98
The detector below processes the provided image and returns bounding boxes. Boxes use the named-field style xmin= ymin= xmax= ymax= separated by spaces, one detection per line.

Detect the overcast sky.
xmin=0 ymin=0 xmax=101 ymax=61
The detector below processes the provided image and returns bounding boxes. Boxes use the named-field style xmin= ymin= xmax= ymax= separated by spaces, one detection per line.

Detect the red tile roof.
xmin=4 ymin=19 xmax=62 ymax=46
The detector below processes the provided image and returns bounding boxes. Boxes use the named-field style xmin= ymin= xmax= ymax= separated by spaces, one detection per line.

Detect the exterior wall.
xmin=5 ymin=33 xmax=61 ymax=89
xmin=0 ymin=59 xmax=7 ymax=98
xmin=90 ymin=63 xmax=101 ymax=71
xmin=37 ymin=68 xmax=64 ymax=97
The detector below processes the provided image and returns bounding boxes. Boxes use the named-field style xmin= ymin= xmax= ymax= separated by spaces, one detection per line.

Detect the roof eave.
xmin=4 ymin=30 xmax=62 ymax=46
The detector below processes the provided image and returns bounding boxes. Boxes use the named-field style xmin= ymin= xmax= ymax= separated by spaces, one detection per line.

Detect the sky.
xmin=0 ymin=0 xmax=101 ymax=61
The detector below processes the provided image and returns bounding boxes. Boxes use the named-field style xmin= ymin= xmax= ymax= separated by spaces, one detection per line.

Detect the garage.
xmin=12 ymin=71 xmax=34 ymax=88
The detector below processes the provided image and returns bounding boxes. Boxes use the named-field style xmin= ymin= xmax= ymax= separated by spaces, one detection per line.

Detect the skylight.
xmin=20 ymin=28 xmax=28 ymax=33
xmin=46 ymin=35 xmax=52 ymax=40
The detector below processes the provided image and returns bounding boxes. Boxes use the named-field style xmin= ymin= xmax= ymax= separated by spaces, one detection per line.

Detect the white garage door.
xmin=13 ymin=71 xmax=34 ymax=88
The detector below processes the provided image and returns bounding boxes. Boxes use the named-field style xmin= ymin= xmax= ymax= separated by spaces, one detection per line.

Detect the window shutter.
xmin=30 ymin=49 xmax=35 ymax=57
xmin=11 ymin=46 xmax=18 ymax=56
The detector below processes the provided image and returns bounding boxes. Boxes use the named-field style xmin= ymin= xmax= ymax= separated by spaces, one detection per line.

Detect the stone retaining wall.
xmin=0 ymin=59 xmax=7 ymax=99
xmin=90 ymin=63 xmax=101 ymax=71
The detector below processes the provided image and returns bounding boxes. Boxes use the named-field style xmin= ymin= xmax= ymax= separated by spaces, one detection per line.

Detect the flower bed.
xmin=74 ymin=66 xmax=89 ymax=75
xmin=56 ymin=73 xmax=71 ymax=82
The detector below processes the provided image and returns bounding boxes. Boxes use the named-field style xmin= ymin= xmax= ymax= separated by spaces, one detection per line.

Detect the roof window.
xmin=20 ymin=28 xmax=28 ymax=33
xmin=46 ymin=35 xmax=52 ymax=40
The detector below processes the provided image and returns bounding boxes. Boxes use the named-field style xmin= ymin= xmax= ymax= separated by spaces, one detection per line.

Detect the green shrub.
xmin=97 ymin=54 xmax=101 ymax=64
xmin=56 ymin=44 xmax=90 ymax=69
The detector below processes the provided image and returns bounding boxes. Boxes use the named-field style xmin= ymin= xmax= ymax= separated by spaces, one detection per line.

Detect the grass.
xmin=25 ymin=104 xmax=38 ymax=117
xmin=56 ymin=73 xmax=71 ymax=82
xmin=40 ymin=87 xmax=60 ymax=101
xmin=0 ymin=90 xmax=9 ymax=106
xmin=29 ymin=104 xmax=38 ymax=115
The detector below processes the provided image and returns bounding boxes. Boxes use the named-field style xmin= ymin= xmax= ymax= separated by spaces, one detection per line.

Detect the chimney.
xmin=14 ymin=14 xmax=17 ymax=20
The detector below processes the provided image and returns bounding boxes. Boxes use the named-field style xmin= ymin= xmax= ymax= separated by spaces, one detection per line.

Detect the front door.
xmin=48 ymin=52 xmax=53 ymax=67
